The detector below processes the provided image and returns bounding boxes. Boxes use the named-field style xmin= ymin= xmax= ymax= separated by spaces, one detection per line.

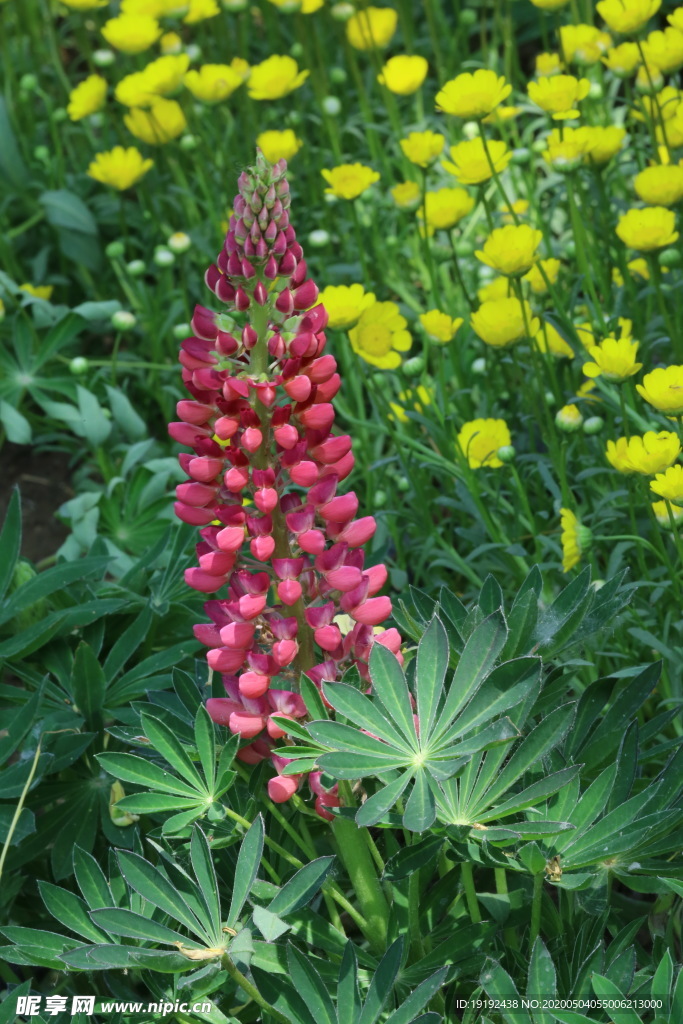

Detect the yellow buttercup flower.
xmin=634 ymin=87 xmax=683 ymax=123
xmin=597 ymin=0 xmax=660 ymax=34
xmin=616 ymin=207 xmax=679 ymax=250
xmin=184 ymin=64 xmax=244 ymax=103
xmin=322 ymin=163 xmax=380 ymax=200
xmin=124 ymin=98 xmax=187 ymax=145
xmin=556 ymin=404 xmax=584 ymax=430
xmin=669 ymin=9 xmax=683 ymax=30
xmin=471 ymin=298 xmax=539 ymax=347
xmin=142 ymin=54 xmax=190 ymax=96
xmin=477 ymin=277 xmax=511 ymax=303
xmin=458 ymin=419 xmax=512 ymax=469
xmin=346 ymin=6 xmax=398 ymax=50
xmin=475 ymin=224 xmax=543 ymax=276
xmin=435 ymin=69 xmax=512 ymax=119
xmin=101 ymin=14 xmax=162 ymax=54
xmin=610 ymin=432 xmax=681 ymax=474
xmin=483 ymin=105 xmax=521 ymax=124
xmin=20 ymin=283 xmax=54 ymax=300
xmin=256 ymin=129 xmax=302 ymax=163
xmin=87 ymin=147 xmax=153 ymax=190
xmin=560 ymin=25 xmax=611 ymax=65
xmin=535 ymin=321 xmax=574 ymax=358
xmin=441 ymin=137 xmax=512 ymax=185
xmin=603 ymin=42 xmax=641 ymax=76
xmin=583 ymin=337 xmax=642 ymax=380
xmin=389 ymin=385 xmax=434 ymax=423
xmin=652 ymin=499 xmax=683 ymax=525
xmin=248 ymin=56 xmax=309 ymax=100
xmin=348 ymin=302 xmax=412 ymax=369
xmin=115 ymin=72 xmax=158 ymax=108
xmin=184 ymin=0 xmax=220 ymax=21
xmin=637 ymin=365 xmax=683 ymax=414
xmin=536 ymin=52 xmax=564 ymax=76
xmin=390 ymin=181 xmax=421 ymax=210
xmin=419 ymin=310 xmax=464 ymax=343
xmin=560 ymin=509 xmax=590 ymax=572
xmin=501 ymin=199 xmax=530 ymax=224
xmin=160 ymin=31 xmax=183 ymax=54
xmin=67 ymin=75 xmax=107 ymax=121
xmin=634 ymin=164 xmax=683 ymax=206
xmin=419 ymin=188 xmax=475 ymax=231
xmin=527 ymin=75 xmax=591 ymax=120
xmin=583 ymin=126 xmax=627 ymax=163
xmin=643 ymin=28 xmax=683 ymax=73
xmin=319 ymin=284 xmax=376 ymax=329
xmin=399 ymin=131 xmax=445 ymax=168
xmin=524 ymin=257 xmax=561 ymax=294
xmin=543 ymin=126 xmax=589 ymax=170
xmin=612 ymin=258 xmax=652 ymax=286
xmin=378 ymin=55 xmax=429 ymax=95
xmin=650 ymin=464 xmax=683 ymax=504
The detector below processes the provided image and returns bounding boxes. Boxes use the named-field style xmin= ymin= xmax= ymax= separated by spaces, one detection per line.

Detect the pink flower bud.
xmin=350 ymin=596 xmax=392 ymax=626
xmin=310 ymin=436 xmax=351 ymax=464
xmin=264 ymin=256 xmax=278 ymax=279
xmin=365 ymin=563 xmax=388 ymax=595
xmin=278 ymin=579 xmax=303 ymax=605
xmin=268 ymin=334 xmax=286 ymax=359
xmin=186 ymin=456 xmax=224 ymax=483
xmin=216 ymin=276 xmax=236 ymax=303
xmin=241 ymin=427 xmax=263 ymax=452
xmin=198 ymin=551 xmax=235 ymax=576
xmin=274 ymin=424 xmax=299 ymax=449
xmin=174 ymin=502 xmax=217 ymax=526
xmin=250 ymin=536 xmax=276 ymax=560
xmin=267 ymin=714 xmax=293 ymax=739
xmin=168 ymin=422 xmax=212 ymax=446
xmin=235 ymin=287 xmax=250 ymax=311
xmin=298 ymin=529 xmax=326 ymax=554
xmin=176 ymin=400 xmax=213 ymax=425
xmin=216 ymin=525 xmax=245 ymax=552
xmin=298 ymin=403 xmax=335 ymax=432
xmin=325 ymin=566 xmax=363 ymax=592
xmin=239 ymin=671 xmax=271 ymax=699
xmin=225 ymin=466 xmax=250 ymax=492
xmin=275 ymin=289 xmax=294 ymax=314
xmin=207 ymin=647 xmax=246 ymax=672
xmin=316 ymin=374 xmax=342 ymax=402
xmin=284 ymin=376 xmax=312 ymax=402
xmin=268 ymin=775 xmax=299 ymax=803
xmin=193 ymin=623 xmax=221 ymax=646
xmin=293 ymin=280 xmax=319 ymax=310
xmin=319 ymin=492 xmax=358 ymax=524
xmin=176 ymin=481 xmax=217 ymax=507
xmin=374 ymin=628 xmax=402 ymax=654
xmin=242 ymin=325 xmax=258 ymax=350
xmin=323 ymin=451 xmax=355 ymax=481
xmin=219 ymin=622 xmax=256 ymax=648
xmin=254 ymin=487 xmax=278 ymax=513
xmin=214 ymin=416 xmax=239 ymax=440
xmin=229 ymin=710 xmax=267 ymax=737
xmin=253 ymin=281 xmax=268 ymax=306
xmin=290 ymin=461 xmax=319 ymax=487
xmin=184 ymin=568 xmax=226 ymax=593
xmin=339 ymin=516 xmax=377 ymax=547
xmin=314 ymin=624 xmax=342 ymax=652
xmin=191 ymin=305 xmax=219 ymax=339
xmin=272 ymin=638 xmax=298 ymax=667
xmin=238 ymin=593 xmax=268 ymax=619
xmin=216 ymin=331 xmax=239 ymax=356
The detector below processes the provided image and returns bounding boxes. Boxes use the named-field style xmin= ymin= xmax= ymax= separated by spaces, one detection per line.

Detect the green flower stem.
xmin=480 ymin=132 xmax=519 ymax=223
xmin=333 ymin=781 xmax=390 ymax=954
xmin=529 ymin=872 xmax=544 ymax=952
xmin=0 ymin=740 xmax=41 ymax=882
xmin=421 ymin=169 xmax=442 ymax=304
xmin=566 ymin=173 xmax=607 ymax=331
xmin=646 ymin=254 xmax=680 ymax=358
xmin=448 ymin=231 xmax=474 ymax=309
xmin=220 ymin=954 xmax=291 ymax=1024
xmin=460 ymin=861 xmax=481 ymax=924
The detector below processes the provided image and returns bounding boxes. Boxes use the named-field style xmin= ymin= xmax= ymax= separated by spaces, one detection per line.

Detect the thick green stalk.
xmin=460 ymin=861 xmax=481 ymax=924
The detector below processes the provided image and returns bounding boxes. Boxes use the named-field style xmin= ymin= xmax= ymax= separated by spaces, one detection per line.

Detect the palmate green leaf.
xmin=0 ymin=555 xmax=110 ymax=628
xmin=70 ymin=642 xmax=106 ymax=732
xmin=477 ymin=766 xmax=582 ymax=823
xmin=227 ymin=814 xmax=264 ymax=930
xmin=115 ymin=793 xmax=202 ymax=814
xmin=382 ymin=836 xmax=444 ymax=881
xmin=96 ymin=752 xmax=203 ymax=797
xmin=574 ymin=662 xmax=661 ymax=771
xmin=437 ymin=656 xmax=541 ymax=746
xmin=38 ymin=881 xmax=109 ymax=945
xmin=383 ymin=968 xmax=448 ymax=1024
xmin=527 ymin=938 xmax=557 ymax=1024
xmin=591 ymin=975 xmax=642 ymax=1024
xmin=88 ymin=908 xmax=201 ymax=948
xmin=480 ymin=960 xmax=532 ymax=1024
xmin=286 ymin=944 xmax=337 ymax=1024
xmin=318 ymin=752 xmax=410 ymax=778
xmin=140 ymin=712 xmax=207 ymax=793
xmin=337 ymin=942 xmax=362 ymax=1024
xmin=321 ymin=681 xmax=409 ymax=748
xmin=358 ymin=939 xmax=404 ymax=1024
xmin=403 ymin=770 xmax=436 ymax=832
xmin=0 ymin=680 xmax=44 ymax=765
xmin=355 ymin=772 xmax=413 ymax=828
xmin=191 ymin=826 xmax=222 ymax=943
xmin=268 ymin=857 xmax=335 ymax=917
xmin=116 ymin=850 xmax=210 ymax=942
xmin=73 ymin=846 xmax=114 ymax=911
xmin=309 ymin=720 xmax=408 ymax=760
xmin=415 ymin=615 xmax=449 ymax=741
xmin=194 ymin=705 xmax=216 ymax=792
xmin=368 ymin=640 xmax=419 ymax=747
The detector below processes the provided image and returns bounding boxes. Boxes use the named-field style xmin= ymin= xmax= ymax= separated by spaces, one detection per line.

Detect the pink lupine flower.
xmin=171 ymin=151 xmax=400 ymax=805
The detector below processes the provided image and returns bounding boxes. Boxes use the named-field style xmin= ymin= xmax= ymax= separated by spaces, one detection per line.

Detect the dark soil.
xmin=0 ymin=443 xmax=72 ymax=563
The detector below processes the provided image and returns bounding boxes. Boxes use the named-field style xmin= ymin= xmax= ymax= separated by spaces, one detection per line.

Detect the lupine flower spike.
xmin=170 ymin=151 xmax=400 ymax=810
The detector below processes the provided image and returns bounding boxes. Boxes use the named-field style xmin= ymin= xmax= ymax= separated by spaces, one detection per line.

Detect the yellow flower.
xmin=321 ymin=163 xmax=380 ymax=200
xmin=348 ymin=302 xmax=412 ymax=369
xmin=67 ymin=75 xmax=107 ymax=121
xmin=389 ymin=385 xmax=433 ymax=423
xmin=643 ymin=27 xmax=683 ymax=73
xmin=142 ymin=54 xmax=190 ymax=96
xmin=87 ymin=146 xmax=154 ymax=190
xmin=390 ymin=181 xmax=421 ymax=210
xmin=500 ymin=199 xmax=530 ymax=224
xmin=101 ymin=14 xmax=162 ymax=54
xmin=634 ymin=164 xmax=683 ymax=206
xmin=583 ymin=337 xmax=642 ymax=380
xmin=582 ymin=125 xmax=627 ymax=163
xmin=613 ymin=432 xmax=682 ymax=474
xmin=605 ymin=436 xmax=635 ymax=472
xmin=441 ymin=137 xmax=511 ymax=185
xmin=536 ymin=52 xmax=564 ymax=76
xmin=612 ymin=258 xmax=652 ymax=286
xmin=19 ymin=283 xmax=54 ymax=300
xmin=652 ymin=499 xmax=683 ymax=524
xmin=419 ymin=187 xmax=475 ymax=231
xmin=267 ymin=0 xmax=324 ymax=10
xmin=319 ymin=284 xmax=376 ymax=329
xmin=637 ymin=365 xmax=683 ymax=414
xmin=650 ymin=464 xmax=683 ymax=504
xmin=524 ymin=257 xmax=561 ymax=294
xmin=616 ymin=207 xmax=679 ymax=251
xmin=477 ymin=277 xmax=511 ymax=303
xmin=346 ymin=6 xmax=398 ymax=50
xmin=160 ymin=31 xmax=183 ymax=54
xmin=603 ymin=42 xmax=641 ymax=76
xmin=124 ymin=98 xmax=187 ymax=145
xmin=597 ymin=0 xmax=660 ymax=34
xmin=419 ymin=310 xmax=464 ymax=343
xmin=256 ymin=129 xmax=302 ymax=163
xmin=560 ymin=509 xmax=590 ymax=572
xmin=482 ymin=105 xmax=522 ymax=124
xmin=458 ymin=419 xmax=512 ymax=469
xmin=185 ymin=64 xmax=244 ymax=103
xmin=543 ymin=126 xmax=589 ymax=170
xmin=535 ymin=321 xmax=574 ymax=359
xmin=184 ymin=0 xmax=220 ymax=22
xmin=435 ymin=69 xmax=512 ymax=119
xmin=115 ymin=72 xmax=158 ymax=108
xmin=556 ymin=404 xmax=584 ymax=430
xmin=527 ymin=75 xmax=591 ymax=120
xmin=471 ymin=298 xmax=539 ymax=347
xmin=634 ymin=87 xmax=683 ymax=123
xmin=399 ymin=130 xmax=445 ymax=168
xmin=248 ymin=56 xmax=309 ymax=100
xmin=560 ymin=25 xmax=611 ymax=65
xmin=669 ymin=8 xmax=683 ymax=30
xmin=475 ymin=224 xmax=543 ymax=276
xmin=378 ymin=55 xmax=428 ymax=95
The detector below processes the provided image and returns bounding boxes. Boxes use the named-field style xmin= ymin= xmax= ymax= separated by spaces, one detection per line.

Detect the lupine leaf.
xmin=226 ymin=815 xmax=264 ymax=929
xmin=415 ymin=615 xmax=449 ymax=741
